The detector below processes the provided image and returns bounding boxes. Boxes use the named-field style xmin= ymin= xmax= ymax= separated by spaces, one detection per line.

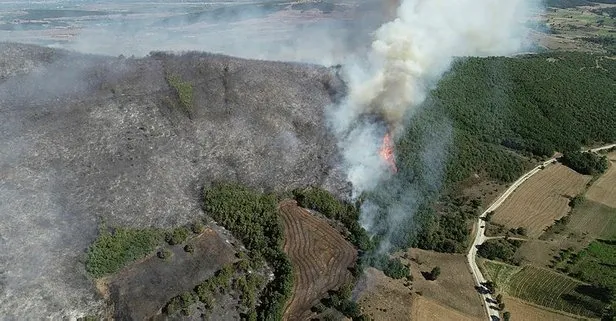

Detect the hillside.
xmin=0 ymin=43 xmax=346 ymax=318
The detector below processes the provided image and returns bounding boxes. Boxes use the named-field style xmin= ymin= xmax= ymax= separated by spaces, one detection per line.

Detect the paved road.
xmin=466 ymin=144 xmax=615 ymax=321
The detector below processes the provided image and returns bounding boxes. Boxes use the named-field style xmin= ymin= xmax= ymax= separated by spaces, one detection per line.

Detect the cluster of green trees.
xmin=477 ymin=239 xmax=522 ymax=264
xmin=292 ymin=187 xmax=373 ymax=251
xmin=202 ymin=183 xmax=292 ymax=320
xmin=362 ymin=254 xmax=410 ymax=279
xmin=561 ymin=151 xmax=609 ymax=175
xmin=164 ymin=261 xmax=266 ymax=318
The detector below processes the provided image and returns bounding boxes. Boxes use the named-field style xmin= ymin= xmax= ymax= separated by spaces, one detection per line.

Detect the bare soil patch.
xmin=278 ymin=200 xmax=356 ymax=321
xmin=399 ymin=248 xmax=485 ymax=318
xmin=492 ymin=164 xmax=591 ymax=238
xmin=107 ymin=228 xmax=237 ymax=320
xmin=503 ymin=295 xmax=587 ymax=321
xmin=586 ymin=159 xmax=616 ymax=208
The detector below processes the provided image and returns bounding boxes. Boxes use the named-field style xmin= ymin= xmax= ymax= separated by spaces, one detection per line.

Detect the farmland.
xmin=411 ymin=296 xmax=482 ymax=321
xmin=402 ymin=248 xmax=485 ymax=318
xmin=503 ymin=295 xmax=586 ymax=321
xmin=357 ymin=267 xmax=413 ymax=321
xmin=567 ymin=199 xmax=616 ymax=240
xmin=585 ymin=156 xmax=616 ymax=208
xmin=566 ymin=240 xmax=616 ymax=294
xmin=482 ymin=260 xmax=606 ymax=318
xmin=491 ymin=164 xmax=591 ymax=238
xmin=278 ymin=200 xmax=357 ymax=320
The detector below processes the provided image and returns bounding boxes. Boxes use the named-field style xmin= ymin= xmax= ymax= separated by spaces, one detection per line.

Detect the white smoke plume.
xmin=329 ymin=0 xmax=540 ymax=236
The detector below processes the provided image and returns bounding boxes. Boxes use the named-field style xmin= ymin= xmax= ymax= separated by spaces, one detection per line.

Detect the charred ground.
xmin=0 ymin=42 xmax=347 ymax=318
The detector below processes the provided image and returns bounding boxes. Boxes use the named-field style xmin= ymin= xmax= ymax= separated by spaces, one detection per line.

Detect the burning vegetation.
xmin=379 ymin=132 xmax=397 ymax=173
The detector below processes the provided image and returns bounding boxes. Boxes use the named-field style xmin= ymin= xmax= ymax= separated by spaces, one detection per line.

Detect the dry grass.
xmin=278 ymin=200 xmax=356 ymax=320
xmin=515 ymin=239 xmax=588 ymax=268
xmin=492 ymin=164 xmax=591 ymax=238
xmin=411 ymin=295 xmax=482 ymax=321
xmin=586 ymin=159 xmax=616 ymax=208
xmin=503 ymin=295 xmax=588 ymax=321
xmin=568 ymin=199 xmax=616 ymax=240
xmin=358 ymin=267 xmax=413 ymax=321
xmin=401 ymin=248 xmax=485 ymax=318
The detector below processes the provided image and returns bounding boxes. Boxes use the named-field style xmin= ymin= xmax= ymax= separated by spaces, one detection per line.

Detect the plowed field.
xmin=586 ymin=157 xmax=616 ymax=208
xmin=278 ymin=200 xmax=357 ymax=320
xmin=492 ymin=164 xmax=591 ymax=238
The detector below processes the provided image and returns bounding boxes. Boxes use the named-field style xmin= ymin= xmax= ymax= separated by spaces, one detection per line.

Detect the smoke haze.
xmin=328 ymin=0 xmax=540 ymax=247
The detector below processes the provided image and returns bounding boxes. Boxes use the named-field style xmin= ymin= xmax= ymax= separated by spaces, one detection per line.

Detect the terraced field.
xmin=492 ymin=164 xmax=591 ymax=238
xmin=278 ymin=200 xmax=357 ymax=320
xmin=482 ymin=261 xmax=605 ymax=318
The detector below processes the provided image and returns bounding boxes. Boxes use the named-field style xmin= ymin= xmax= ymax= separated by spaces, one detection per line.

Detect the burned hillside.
xmin=0 ymin=43 xmax=346 ymax=318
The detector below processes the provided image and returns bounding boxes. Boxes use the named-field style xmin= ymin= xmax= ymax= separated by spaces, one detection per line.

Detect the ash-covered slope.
xmin=0 ymin=43 xmax=346 ymax=318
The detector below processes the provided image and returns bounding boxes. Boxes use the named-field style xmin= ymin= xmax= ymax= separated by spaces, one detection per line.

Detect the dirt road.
xmin=466 ymin=144 xmax=615 ymax=321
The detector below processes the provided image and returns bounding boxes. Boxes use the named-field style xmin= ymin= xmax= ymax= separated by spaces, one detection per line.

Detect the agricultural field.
xmin=278 ymin=200 xmax=357 ymax=320
xmin=566 ymin=239 xmax=616 ymax=293
xmin=357 ymin=267 xmax=413 ymax=321
xmin=481 ymin=260 xmax=606 ymax=318
xmin=585 ymin=156 xmax=616 ymax=208
xmin=401 ymin=248 xmax=485 ymax=318
xmin=538 ymin=3 xmax=616 ymax=54
xmin=503 ymin=295 xmax=586 ymax=321
xmin=514 ymin=239 xmax=587 ymax=268
xmin=410 ymin=296 xmax=482 ymax=321
xmin=567 ymin=199 xmax=616 ymax=240
xmin=492 ymin=164 xmax=591 ymax=238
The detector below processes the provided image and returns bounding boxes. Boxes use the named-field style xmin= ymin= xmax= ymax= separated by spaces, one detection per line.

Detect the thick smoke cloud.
xmin=329 ymin=0 xmax=540 ymax=247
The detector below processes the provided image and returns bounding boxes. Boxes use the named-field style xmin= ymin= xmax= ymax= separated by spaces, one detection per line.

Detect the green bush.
xmin=157 ymin=248 xmax=172 ymax=260
xmin=166 ymin=227 xmax=190 ymax=245
xmin=184 ymin=244 xmax=194 ymax=253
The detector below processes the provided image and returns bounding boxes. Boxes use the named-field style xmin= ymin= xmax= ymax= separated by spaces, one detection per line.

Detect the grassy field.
xmin=482 ymin=260 xmax=606 ymax=318
xmin=586 ymin=159 xmax=616 ymax=208
xmin=568 ymin=199 xmax=616 ymax=240
xmin=492 ymin=164 xmax=591 ymax=238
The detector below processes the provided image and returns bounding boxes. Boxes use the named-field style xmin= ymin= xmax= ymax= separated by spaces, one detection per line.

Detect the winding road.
xmin=466 ymin=144 xmax=616 ymax=321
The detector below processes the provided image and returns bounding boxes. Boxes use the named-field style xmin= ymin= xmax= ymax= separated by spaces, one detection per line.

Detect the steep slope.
xmin=0 ymin=43 xmax=346 ymax=318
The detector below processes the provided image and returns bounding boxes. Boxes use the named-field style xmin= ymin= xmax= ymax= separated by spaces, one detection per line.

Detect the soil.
xmin=279 ymin=200 xmax=357 ymax=320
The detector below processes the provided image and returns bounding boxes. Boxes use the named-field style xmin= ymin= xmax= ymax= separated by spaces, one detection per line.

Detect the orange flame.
xmin=379 ymin=132 xmax=397 ymax=173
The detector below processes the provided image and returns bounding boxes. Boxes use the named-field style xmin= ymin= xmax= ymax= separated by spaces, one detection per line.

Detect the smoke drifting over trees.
xmin=328 ymin=0 xmax=541 ymax=251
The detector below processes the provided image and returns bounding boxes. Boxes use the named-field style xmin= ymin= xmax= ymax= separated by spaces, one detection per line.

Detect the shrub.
xmin=166 ymin=227 xmax=190 ymax=245
xmin=429 ymin=266 xmax=441 ymax=280
xmin=191 ymin=221 xmax=205 ymax=234
xmin=184 ymin=244 xmax=194 ymax=253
